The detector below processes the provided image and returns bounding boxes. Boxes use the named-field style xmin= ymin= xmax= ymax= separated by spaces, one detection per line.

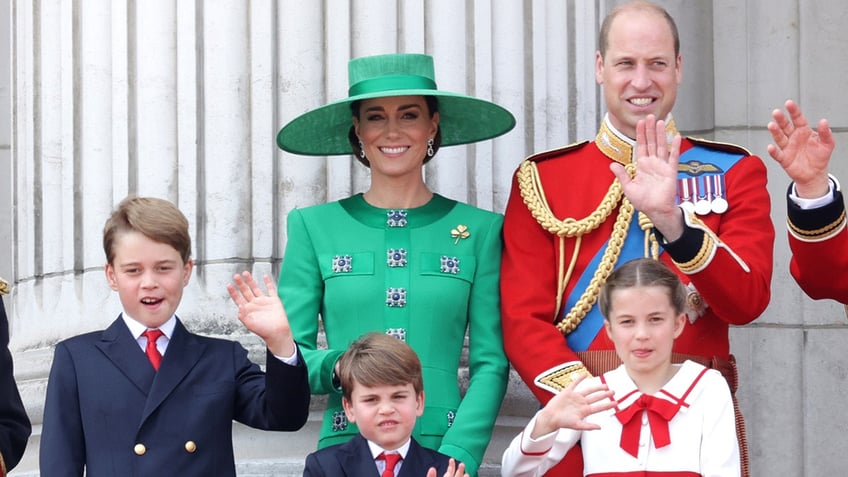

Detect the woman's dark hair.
xmin=348 ymin=95 xmax=442 ymax=167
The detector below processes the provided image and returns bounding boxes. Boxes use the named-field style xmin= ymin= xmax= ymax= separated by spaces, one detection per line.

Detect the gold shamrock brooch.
xmin=450 ymin=224 xmax=470 ymax=244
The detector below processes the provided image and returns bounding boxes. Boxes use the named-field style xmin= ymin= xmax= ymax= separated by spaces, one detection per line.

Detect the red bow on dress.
xmin=614 ymin=394 xmax=681 ymax=458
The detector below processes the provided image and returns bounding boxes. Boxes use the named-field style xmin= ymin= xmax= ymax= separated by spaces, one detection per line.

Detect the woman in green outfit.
xmin=275 ymin=53 xmax=514 ymax=476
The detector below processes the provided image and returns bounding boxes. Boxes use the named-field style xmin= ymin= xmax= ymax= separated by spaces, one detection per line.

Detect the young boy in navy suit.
xmin=303 ymin=332 xmax=467 ymax=477
xmin=39 ymin=196 xmax=311 ymax=476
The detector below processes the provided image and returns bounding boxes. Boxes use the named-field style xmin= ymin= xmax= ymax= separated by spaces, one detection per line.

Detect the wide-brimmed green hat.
xmin=276 ymin=53 xmax=516 ymax=156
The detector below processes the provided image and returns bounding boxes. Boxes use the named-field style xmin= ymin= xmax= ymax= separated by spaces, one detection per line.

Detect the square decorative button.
xmin=446 ymin=410 xmax=456 ymax=428
xmin=332 ymin=255 xmax=353 ymax=273
xmin=331 ymin=411 xmax=348 ymax=432
xmin=440 ymin=256 xmax=460 ymax=274
xmin=385 ymin=328 xmax=407 ymax=342
xmin=386 ymin=287 xmax=407 ymax=307
xmin=386 ymin=210 xmax=408 ymax=227
xmin=387 ymin=248 xmax=408 ymax=268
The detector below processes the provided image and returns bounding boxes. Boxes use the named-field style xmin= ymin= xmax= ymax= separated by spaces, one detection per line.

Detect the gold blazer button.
xmin=134 ymin=444 xmax=147 ymax=455
xmin=185 ymin=440 xmax=197 ymax=453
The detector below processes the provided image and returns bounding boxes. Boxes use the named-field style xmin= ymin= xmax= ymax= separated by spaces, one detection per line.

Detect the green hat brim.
xmin=276 ymin=89 xmax=516 ymax=156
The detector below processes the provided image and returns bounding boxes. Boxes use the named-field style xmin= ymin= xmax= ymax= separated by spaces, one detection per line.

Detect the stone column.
xmin=7 ymin=1 xmax=539 ymax=474
xmin=12 ymin=1 xmax=848 ymax=476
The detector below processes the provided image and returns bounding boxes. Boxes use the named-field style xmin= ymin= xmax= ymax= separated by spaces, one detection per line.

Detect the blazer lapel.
xmin=339 ymin=434 xmax=381 ymax=477
xmin=140 ymin=318 xmax=206 ymax=425
xmin=398 ymin=439 xmax=438 ymax=477
xmin=95 ymin=316 xmax=156 ymax=394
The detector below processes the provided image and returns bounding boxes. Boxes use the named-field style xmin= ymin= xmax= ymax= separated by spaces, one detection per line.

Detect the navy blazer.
xmin=303 ymin=434 xmax=453 ymax=477
xmin=0 ymin=297 xmax=31 ymax=473
xmin=40 ymin=316 xmax=310 ymax=477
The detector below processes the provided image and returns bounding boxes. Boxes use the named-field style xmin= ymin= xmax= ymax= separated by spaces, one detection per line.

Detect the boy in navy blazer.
xmin=39 ymin=196 xmax=310 ymax=476
xmin=303 ymin=332 xmax=467 ymax=477
xmin=0 ymin=284 xmax=31 ymax=476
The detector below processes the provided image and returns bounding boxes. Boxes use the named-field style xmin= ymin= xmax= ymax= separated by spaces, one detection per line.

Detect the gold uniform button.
xmin=134 ymin=444 xmax=147 ymax=455
xmin=184 ymin=441 xmax=197 ymax=453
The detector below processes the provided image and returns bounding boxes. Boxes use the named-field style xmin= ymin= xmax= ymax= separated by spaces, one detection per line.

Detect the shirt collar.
xmin=122 ymin=313 xmax=177 ymax=339
xmin=367 ymin=437 xmax=411 ymax=460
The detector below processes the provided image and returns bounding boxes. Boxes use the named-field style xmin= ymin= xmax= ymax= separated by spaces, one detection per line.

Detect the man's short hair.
xmin=598 ymin=1 xmax=680 ymax=58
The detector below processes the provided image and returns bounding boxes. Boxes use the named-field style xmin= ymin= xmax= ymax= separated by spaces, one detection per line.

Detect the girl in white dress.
xmin=501 ymin=258 xmax=740 ymax=477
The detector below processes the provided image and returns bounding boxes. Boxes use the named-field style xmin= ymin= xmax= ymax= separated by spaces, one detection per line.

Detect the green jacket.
xmin=279 ymin=193 xmax=508 ymax=476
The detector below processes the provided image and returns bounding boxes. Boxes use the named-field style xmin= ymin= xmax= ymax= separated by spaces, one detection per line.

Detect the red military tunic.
xmin=786 ymin=180 xmax=848 ymax=304
xmin=501 ymin=116 xmax=773 ymax=476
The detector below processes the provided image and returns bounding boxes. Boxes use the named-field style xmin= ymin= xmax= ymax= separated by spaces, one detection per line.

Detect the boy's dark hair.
xmin=599 ymin=258 xmax=688 ymax=318
xmin=103 ymin=196 xmax=192 ymax=265
xmin=338 ymin=332 xmax=423 ymax=401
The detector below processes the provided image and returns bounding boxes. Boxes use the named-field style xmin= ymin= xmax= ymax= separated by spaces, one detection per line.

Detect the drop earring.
xmin=427 ymin=138 xmax=434 ymax=157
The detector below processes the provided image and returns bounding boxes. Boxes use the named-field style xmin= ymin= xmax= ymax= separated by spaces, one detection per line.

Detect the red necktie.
xmin=143 ymin=329 xmax=164 ymax=371
xmin=615 ymin=394 xmax=680 ymax=458
xmin=378 ymin=452 xmax=402 ymax=477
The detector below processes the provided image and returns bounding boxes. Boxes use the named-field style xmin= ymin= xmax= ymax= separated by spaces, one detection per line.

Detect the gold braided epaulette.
xmin=521 ymin=140 xmax=590 ymax=164
xmin=687 ymin=136 xmax=751 ymax=156
xmin=0 ymin=277 xmax=9 ymax=296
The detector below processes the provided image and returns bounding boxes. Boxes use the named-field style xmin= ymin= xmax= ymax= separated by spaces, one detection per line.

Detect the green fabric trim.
xmin=437 ymin=443 xmax=478 ymax=477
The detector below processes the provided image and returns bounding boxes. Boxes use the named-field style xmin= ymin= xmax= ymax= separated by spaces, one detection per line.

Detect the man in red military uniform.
xmin=500 ymin=2 xmax=773 ymax=476
xmin=768 ymin=100 xmax=848 ymax=305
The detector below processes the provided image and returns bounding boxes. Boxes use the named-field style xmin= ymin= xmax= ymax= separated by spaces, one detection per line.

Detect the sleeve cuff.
xmin=654 ymin=209 xmax=708 ymax=271
xmin=271 ymin=344 xmax=299 ymax=366
xmin=788 ymin=175 xmax=839 ymax=209
xmin=519 ymin=414 xmax=559 ymax=453
xmin=437 ymin=443 xmax=478 ymax=476
xmin=533 ymin=361 xmax=591 ymax=394
xmin=657 ymin=209 xmax=750 ymax=274
xmin=787 ymin=182 xmax=847 ymax=242
xmin=321 ymin=350 xmax=346 ymax=394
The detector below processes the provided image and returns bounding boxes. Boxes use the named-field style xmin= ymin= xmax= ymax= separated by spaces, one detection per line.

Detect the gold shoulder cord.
xmin=517 ymin=160 xmax=639 ymax=335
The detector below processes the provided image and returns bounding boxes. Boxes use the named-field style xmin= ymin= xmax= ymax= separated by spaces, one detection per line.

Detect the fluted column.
xmin=11 ymin=1 xmax=848 ymax=476
xmin=8 ymin=1 xmax=536 ymax=474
